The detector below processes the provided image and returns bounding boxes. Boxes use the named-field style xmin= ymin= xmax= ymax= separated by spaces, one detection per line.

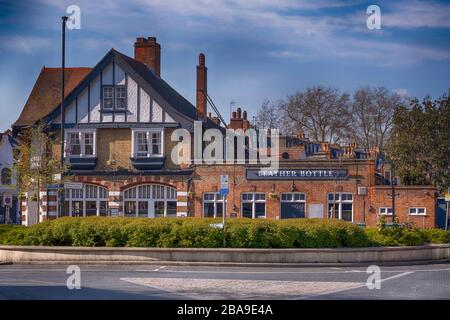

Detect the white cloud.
xmin=0 ymin=36 xmax=53 ymax=54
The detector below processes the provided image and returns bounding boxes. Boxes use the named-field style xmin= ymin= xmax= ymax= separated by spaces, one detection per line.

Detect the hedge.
xmin=0 ymin=217 xmax=448 ymax=248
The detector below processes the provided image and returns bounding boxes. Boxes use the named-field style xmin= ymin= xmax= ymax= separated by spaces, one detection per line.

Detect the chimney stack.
xmin=134 ymin=37 xmax=161 ymax=76
xmin=196 ymin=53 xmax=207 ymax=121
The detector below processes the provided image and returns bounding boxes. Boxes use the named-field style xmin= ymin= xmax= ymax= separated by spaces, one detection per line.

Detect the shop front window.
xmin=241 ymin=193 xmax=266 ymax=219
xmin=202 ymin=193 xmax=226 ymax=218
xmin=280 ymin=193 xmax=306 ymax=219
xmin=63 ymin=184 xmax=109 ymax=217
xmin=123 ymin=184 xmax=177 ymax=218
xmin=327 ymin=193 xmax=353 ymax=222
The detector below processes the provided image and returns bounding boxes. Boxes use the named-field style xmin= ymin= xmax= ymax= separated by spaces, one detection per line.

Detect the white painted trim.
xmin=177 ymin=202 xmax=188 ymax=207
xmin=109 ymin=191 xmax=121 ymax=196
xmin=177 ymin=191 xmax=188 ymax=196
xmin=177 ymin=212 xmax=187 ymax=217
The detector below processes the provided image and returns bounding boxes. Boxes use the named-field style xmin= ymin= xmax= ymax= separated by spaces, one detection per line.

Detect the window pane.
xmin=124 ymin=201 xmax=136 ymax=216
xmin=84 ymin=133 xmax=94 ymax=155
xmin=70 ymin=133 xmax=80 ymax=155
xmin=72 ymin=201 xmax=83 ymax=217
xmin=255 ymin=203 xmax=265 ymax=218
xmin=203 ymin=202 xmax=215 ymax=217
xmin=103 ymin=87 xmax=113 ymax=109
xmin=418 ymin=208 xmax=425 ymax=214
xmin=341 ymin=203 xmax=353 ymax=221
xmin=116 ymin=87 xmax=127 ymax=109
xmin=138 ymin=201 xmax=148 ymax=216
xmin=154 ymin=201 xmax=165 ymax=217
xmin=328 ymin=203 xmax=339 ymax=219
xmin=204 ymin=193 xmax=214 ymax=201
xmin=167 ymin=201 xmax=177 ymax=217
xmin=242 ymin=202 xmax=253 ymax=218
xmin=86 ymin=201 xmax=97 ymax=216
xmin=151 ymin=133 xmax=161 ymax=155
xmin=99 ymin=201 xmax=108 ymax=216
xmin=216 ymin=203 xmax=224 ymax=218
xmin=62 ymin=201 xmax=70 ymax=217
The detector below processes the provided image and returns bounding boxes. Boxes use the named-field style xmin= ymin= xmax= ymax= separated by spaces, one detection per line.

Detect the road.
xmin=0 ymin=263 xmax=449 ymax=300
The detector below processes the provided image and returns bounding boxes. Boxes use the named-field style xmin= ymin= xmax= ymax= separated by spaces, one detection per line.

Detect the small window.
xmin=409 ymin=207 xmax=426 ymax=216
xmin=379 ymin=207 xmax=393 ymax=215
xmin=102 ymin=86 xmax=113 ymax=109
xmin=133 ymin=130 xmax=163 ymax=158
xmin=1 ymin=168 xmax=12 ymax=185
xmin=115 ymin=86 xmax=127 ymax=109
xmin=66 ymin=131 xmax=96 ymax=157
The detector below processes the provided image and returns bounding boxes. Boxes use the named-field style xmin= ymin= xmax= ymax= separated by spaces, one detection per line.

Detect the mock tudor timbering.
xmin=12 ymin=36 xmax=437 ymax=228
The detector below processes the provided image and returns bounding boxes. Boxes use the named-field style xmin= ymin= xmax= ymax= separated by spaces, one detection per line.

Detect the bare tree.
xmin=280 ymin=86 xmax=350 ymax=143
xmin=349 ymin=87 xmax=402 ymax=150
xmin=254 ymin=99 xmax=282 ymax=130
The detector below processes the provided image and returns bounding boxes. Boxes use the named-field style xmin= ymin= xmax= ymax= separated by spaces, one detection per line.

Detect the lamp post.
xmin=58 ymin=16 xmax=68 ymax=219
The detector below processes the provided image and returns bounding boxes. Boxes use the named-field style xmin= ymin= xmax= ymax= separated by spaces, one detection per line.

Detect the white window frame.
xmin=202 ymin=192 xmax=227 ymax=218
xmin=64 ymin=129 xmax=97 ymax=158
xmin=115 ymin=85 xmax=127 ymax=109
xmin=379 ymin=207 xmax=393 ymax=215
xmin=408 ymin=207 xmax=427 ymax=216
xmin=102 ymin=86 xmax=114 ymax=109
xmin=241 ymin=192 xmax=266 ymax=219
xmin=123 ymin=184 xmax=177 ymax=218
xmin=327 ymin=193 xmax=353 ymax=222
xmin=63 ymin=184 xmax=108 ymax=217
xmin=280 ymin=192 xmax=306 ymax=218
xmin=131 ymin=129 xmax=164 ymax=158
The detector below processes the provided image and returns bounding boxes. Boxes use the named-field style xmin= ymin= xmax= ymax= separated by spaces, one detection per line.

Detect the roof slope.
xmin=114 ymin=50 xmax=198 ymax=119
xmin=13 ymin=67 xmax=91 ymax=127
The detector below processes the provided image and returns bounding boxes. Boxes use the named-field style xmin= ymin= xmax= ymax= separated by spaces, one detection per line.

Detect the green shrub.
xmin=0 ymin=217 xmax=448 ymax=248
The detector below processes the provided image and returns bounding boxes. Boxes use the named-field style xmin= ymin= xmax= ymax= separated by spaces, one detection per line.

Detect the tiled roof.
xmin=13 ymin=67 xmax=91 ymax=127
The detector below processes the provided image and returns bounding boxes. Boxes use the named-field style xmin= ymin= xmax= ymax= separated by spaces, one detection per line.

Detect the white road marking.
xmin=120 ymin=277 xmax=363 ymax=299
xmin=299 ymin=270 xmax=416 ymax=299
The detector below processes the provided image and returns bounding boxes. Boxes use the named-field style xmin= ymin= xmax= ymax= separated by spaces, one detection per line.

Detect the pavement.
xmin=0 ymin=263 xmax=449 ymax=300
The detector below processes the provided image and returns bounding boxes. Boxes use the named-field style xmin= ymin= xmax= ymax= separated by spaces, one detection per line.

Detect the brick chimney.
xmin=196 ymin=53 xmax=207 ymax=121
xmin=229 ymin=107 xmax=250 ymax=131
xmin=134 ymin=37 xmax=161 ymax=76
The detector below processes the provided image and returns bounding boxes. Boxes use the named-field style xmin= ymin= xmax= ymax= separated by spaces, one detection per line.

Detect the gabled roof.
xmin=13 ymin=67 xmax=91 ymax=127
xmin=14 ymin=49 xmax=224 ymax=132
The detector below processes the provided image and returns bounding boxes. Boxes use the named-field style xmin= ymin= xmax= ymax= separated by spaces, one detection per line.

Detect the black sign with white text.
xmin=246 ymin=168 xmax=348 ymax=180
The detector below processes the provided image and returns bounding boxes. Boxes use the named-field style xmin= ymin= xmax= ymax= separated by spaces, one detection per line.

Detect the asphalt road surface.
xmin=0 ymin=263 xmax=449 ymax=300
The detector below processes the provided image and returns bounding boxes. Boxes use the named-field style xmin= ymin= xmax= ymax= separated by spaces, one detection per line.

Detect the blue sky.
xmin=0 ymin=0 xmax=449 ymax=131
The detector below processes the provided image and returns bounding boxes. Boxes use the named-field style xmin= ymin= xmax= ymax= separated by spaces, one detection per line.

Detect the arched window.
xmin=62 ymin=184 xmax=109 ymax=217
xmin=123 ymin=184 xmax=177 ymax=218
xmin=1 ymin=168 xmax=12 ymax=185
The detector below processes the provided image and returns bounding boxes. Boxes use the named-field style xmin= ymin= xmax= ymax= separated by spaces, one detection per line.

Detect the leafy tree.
xmin=14 ymin=122 xmax=70 ymax=218
xmin=385 ymin=92 xmax=450 ymax=194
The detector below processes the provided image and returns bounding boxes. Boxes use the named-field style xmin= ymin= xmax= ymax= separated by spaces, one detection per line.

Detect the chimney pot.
xmin=199 ymin=53 xmax=205 ymax=66
xmin=237 ymin=107 xmax=242 ymax=119
xmin=232 ymin=111 xmax=237 ymax=119
xmin=243 ymin=110 xmax=247 ymax=120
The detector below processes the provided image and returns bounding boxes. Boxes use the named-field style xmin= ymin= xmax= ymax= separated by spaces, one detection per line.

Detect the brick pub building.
xmin=13 ymin=37 xmax=436 ymax=228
